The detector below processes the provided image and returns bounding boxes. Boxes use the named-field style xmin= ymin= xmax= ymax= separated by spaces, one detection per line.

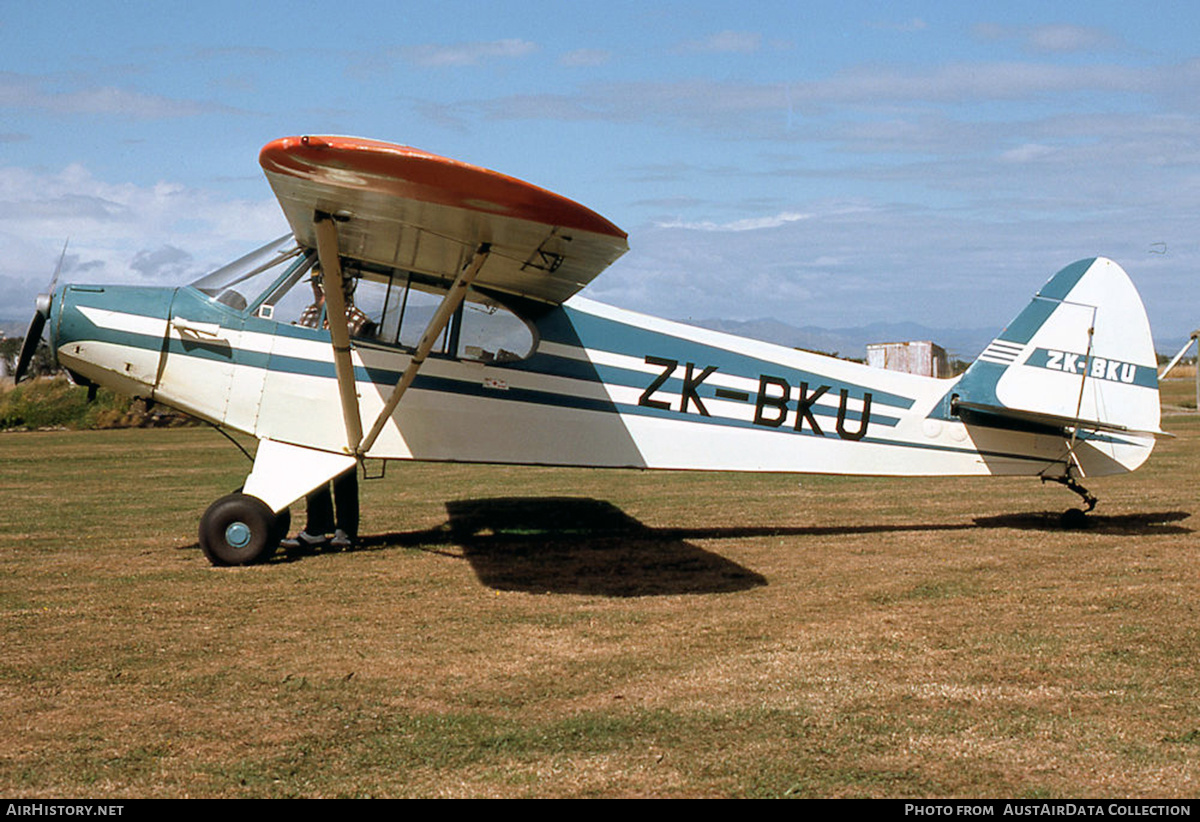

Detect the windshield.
xmin=191 ymin=234 xmax=304 ymax=311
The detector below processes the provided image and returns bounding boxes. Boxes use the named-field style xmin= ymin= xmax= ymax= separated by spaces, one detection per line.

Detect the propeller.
xmin=14 ymin=240 xmax=68 ymax=384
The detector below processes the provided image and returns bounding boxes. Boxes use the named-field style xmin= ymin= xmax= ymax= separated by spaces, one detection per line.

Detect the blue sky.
xmin=4 ymin=1 xmax=1200 ymax=350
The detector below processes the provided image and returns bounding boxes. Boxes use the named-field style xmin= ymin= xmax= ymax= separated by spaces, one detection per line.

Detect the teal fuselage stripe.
xmin=262 ymin=350 xmax=902 ymax=429
xmin=57 ymin=292 xmax=906 ymax=436
xmin=542 ymin=306 xmax=917 ymax=410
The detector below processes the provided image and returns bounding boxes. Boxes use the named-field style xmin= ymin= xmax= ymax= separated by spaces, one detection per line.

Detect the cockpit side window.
xmin=256 ymin=254 xmax=318 ymax=323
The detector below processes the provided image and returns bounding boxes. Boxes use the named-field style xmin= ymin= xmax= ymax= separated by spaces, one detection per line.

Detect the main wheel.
xmin=199 ymin=493 xmax=279 ymax=566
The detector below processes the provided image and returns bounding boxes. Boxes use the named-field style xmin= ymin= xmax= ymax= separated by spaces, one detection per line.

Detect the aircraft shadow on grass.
xmin=363 ymin=497 xmax=768 ymax=597
xmin=972 ymin=510 xmax=1191 ymax=534
xmin=253 ymin=497 xmax=1190 ymax=596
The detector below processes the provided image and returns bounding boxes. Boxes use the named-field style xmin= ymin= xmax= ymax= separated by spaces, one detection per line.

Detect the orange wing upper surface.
xmin=260 ymin=135 xmax=628 ymax=304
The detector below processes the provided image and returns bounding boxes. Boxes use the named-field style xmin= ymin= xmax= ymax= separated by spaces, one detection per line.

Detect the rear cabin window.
xmin=262 ymin=263 xmax=536 ymax=362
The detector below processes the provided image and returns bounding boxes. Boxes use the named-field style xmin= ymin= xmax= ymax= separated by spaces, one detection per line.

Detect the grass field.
xmin=1 ymin=381 xmax=1198 ymax=797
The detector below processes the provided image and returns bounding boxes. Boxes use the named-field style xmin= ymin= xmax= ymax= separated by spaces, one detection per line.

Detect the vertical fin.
xmin=947 ymin=258 xmax=1161 ymax=472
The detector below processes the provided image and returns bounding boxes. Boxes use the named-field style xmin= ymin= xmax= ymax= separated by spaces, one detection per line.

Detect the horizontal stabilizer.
xmin=954 ymin=400 xmax=1170 ymax=438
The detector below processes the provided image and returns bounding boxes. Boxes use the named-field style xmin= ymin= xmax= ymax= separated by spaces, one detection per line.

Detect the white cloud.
xmin=0 ymin=72 xmax=239 ymax=119
xmin=1000 ymin=143 xmax=1057 ymax=163
xmin=0 ymin=163 xmax=286 ymax=319
xmin=399 ymin=39 xmax=538 ymax=68
xmin=559 ymin=49 xmax=611 ymax=67
xmin=673 ymin=31 xmax=762 ymax=55
xmin=588 ymin=190 xmax=1200 ymax=346
xmin=795 ymin=61 xmax=1151 ymax=105
xmin=468 ymin=59 xmax=1175 ymax=139
xmin=656 ymin=211 xmax=812 ymax=232
xmin=1028 ymin=25 xmax=1115 ymax=53
xmin=869 ymin=18 xmax=929 ymax=33
xmin=130 ymin=245 xmax=195 ymax=280
xmin=974 ymin=23 xmax=1119 ymax=54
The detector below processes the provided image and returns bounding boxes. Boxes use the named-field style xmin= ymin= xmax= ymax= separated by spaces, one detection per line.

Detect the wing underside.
xmin=261 ymin=136 xmax=629 ymax=305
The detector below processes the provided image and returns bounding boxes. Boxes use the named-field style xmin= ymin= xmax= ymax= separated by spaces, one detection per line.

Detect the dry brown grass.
xmin=1 ymin=417 xmax=1198 ymax=798
xmin=1162 ymin=376 xmax=1198 ymax=410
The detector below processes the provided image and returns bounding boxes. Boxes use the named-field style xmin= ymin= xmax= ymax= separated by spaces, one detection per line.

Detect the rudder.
xmin=950 ymin=257 xmax=1161 ymax=473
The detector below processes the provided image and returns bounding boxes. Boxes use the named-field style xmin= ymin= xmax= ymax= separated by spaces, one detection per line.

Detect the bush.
xmin=0 ymin=377 xmax=196 ymax=431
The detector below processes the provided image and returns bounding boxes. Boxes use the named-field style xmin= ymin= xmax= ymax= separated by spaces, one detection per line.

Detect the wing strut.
xmin=313 ymin=212 xmax=364 ymax=454
xmin=358 ymin=243 xmax=492 ymax=455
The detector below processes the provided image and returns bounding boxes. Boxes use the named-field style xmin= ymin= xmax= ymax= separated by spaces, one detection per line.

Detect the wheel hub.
xmin=225 ymin=521 xmax=252 ymax=548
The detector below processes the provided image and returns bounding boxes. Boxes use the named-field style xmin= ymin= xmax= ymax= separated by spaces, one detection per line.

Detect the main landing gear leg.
xmin=1043 ymin=474 xmax=1097 ymax=529
xmin=198 ymin=439 xmax=357 ymax=566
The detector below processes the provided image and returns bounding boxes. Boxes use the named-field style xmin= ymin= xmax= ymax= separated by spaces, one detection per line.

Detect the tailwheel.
xmin=199 ymin=493 xmax=283 ymax=566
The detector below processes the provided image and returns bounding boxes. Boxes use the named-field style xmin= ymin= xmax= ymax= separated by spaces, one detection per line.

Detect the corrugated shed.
xmin=866 ymin=340 xmax=949 ymax=377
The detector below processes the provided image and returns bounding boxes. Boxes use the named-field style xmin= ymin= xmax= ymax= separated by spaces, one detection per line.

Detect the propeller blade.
xmin=13 ymin=240 xmax=68 ymax=383
xmin=14 ymin=310 xmax=46 ymax=384
xmin=47 ymin=239 xmax=68 ymax=295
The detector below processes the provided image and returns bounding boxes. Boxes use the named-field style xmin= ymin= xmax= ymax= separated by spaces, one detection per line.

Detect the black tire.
xmin=199 ymin=493 xmax=279 ymax=566
xmin=230 ymin=488 xmax=290 ymax=549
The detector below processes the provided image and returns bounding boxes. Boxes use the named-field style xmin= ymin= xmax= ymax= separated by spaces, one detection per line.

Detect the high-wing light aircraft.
xmin=15 ymin=135 xmax=1166 ymax=565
